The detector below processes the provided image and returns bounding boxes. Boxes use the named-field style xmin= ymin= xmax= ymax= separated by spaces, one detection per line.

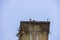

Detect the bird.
xmin=29 ymin=18 xmax=32 ymax=21
xmin=33 ymin=20 xmax=35 ymax=22
xmin=47 ymin=18 xmax=49 ymax=21
xmin=29 ymin=18 xmax=35 ymax=22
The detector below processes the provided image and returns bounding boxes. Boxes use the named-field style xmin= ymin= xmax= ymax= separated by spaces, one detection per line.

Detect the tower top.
xmin=17 ymin=20 xmax=50 ymax=40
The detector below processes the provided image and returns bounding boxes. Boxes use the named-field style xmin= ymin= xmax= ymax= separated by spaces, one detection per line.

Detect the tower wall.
xmin=17 ymin=21 xmax=50 ymax=40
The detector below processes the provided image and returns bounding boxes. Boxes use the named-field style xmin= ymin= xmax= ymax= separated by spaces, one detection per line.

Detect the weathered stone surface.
xmin=17 ymin=21 xmax=50 ymax=40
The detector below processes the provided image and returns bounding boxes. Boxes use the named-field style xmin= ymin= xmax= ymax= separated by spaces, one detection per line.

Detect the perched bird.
xmin=47 ymin=18 xmax=49 ymax=21
xmin=29 ymin=18 xmax=32 ymax=21
xmin=29 ymin=18 xmax=35 ymax=22
xmin=33 ymin=20 xmax=35 ymax=22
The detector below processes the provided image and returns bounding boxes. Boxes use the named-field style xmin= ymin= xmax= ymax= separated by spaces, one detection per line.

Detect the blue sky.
xmin=0 ymin=0 xmax=60 ymax=40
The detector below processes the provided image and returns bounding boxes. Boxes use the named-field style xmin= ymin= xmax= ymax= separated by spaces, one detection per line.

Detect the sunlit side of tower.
xmin=17 ymin=20 xmax=50 ymax=40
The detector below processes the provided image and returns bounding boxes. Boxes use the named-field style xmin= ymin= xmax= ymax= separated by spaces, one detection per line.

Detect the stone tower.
xmin=17 ymin=20 xmax=50 ymax=40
